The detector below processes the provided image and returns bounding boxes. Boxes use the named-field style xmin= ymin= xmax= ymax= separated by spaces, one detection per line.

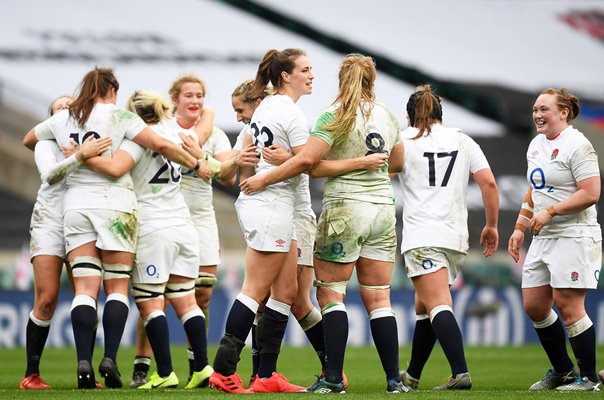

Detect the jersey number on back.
xmin=423 ymin=151 xmax=458 ymax=186
xmin=69 ymin=131 xmax=101 ymax=144
xmin=149 ymin=152 xmax=181 ymax=184
xmin=250 ymin=122 xmax=274 ymax=148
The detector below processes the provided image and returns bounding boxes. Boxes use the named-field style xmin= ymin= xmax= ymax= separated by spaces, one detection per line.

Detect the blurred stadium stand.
xmin=1 ymin=0 xmax=603 ymax=289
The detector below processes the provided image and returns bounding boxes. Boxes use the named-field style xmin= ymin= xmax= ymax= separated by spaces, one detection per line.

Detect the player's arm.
xmin=238 ymin=133 xmax=257 ymax=182
xmin=192 ymin=106 xmax=215 ymax=146
xmin=23 ymin=128 xmax=38 ymax=150
xmin=508 ymin=186 xmax=532 ymax=262
xmin=132 ymin=126 xmax=205 ymax=175
xmin=473 ymin=167 xmax=499 ymax=257
xmin=84 ymin=149 xmax=136 ymax=179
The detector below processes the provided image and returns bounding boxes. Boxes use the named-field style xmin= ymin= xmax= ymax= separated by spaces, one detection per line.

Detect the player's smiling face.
xmin=174 ymin=82 xmax=205 ymax=125
xmin=232 ymin=95 xmax=258 ymax=124
xmin=286 ymin=55 xmax=314 ymax=99
xmin=532 ymin=93 xmax=569 ymax=137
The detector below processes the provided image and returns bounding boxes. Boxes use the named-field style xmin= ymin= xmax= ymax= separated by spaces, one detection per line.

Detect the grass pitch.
xmin=0 ymin=344 xmax=601 ymax=398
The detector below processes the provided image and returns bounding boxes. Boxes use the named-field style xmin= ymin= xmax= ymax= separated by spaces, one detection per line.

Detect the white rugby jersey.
xmin=178 ymin=123 xmax=232 ymax=212
xmin=119 ymin=120 xmax=191 ymax=236
xmin=33 ymin=140 xmax=68 ymax=219
xmin=34 ymin=103 xmax=146 ymax=213
xmin=248 ymin=94 xmax=309 ymax=191
xmin=399 ymin=124 xmax=490 ymax=253
xmin=312 ymin=101 xmax=400 ymax=204
xmin=527 ymin=125 xmax=600 ymax=239
xmin=233 ymin=125 xmax=247 ymax=152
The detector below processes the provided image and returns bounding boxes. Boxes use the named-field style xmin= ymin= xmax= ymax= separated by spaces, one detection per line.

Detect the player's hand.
xmin=262 ymin=144 xmax=291 ymax=165
xmin=196 ymin=160 xmax=212 ymax=181
xmin=362 ymin=152 xmax=389 ymax=171
xmin=78 ymin=136 xmax=112 ymax=160
xmin=507 ymin=229 xmax=525 ymax=263
xmin=480 ymin=226 xmax=498 ymax=257
xmin=179 ymin=132 xmax=205 ymax=160
xmin=528 ymin=209 xmax=552 ymax=236
xmin=240 ymin=175 xmax=266 ymax=195
xmin=238 ymin=143 xmax=260 ymax=167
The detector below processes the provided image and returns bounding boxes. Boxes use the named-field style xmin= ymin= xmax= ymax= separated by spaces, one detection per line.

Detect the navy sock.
xmin=71 ymin=305 xmax=97 ymax=362
xmin=145 ymin=315 xmax=172 ymax=377
xmin=322 ymin=310 xmax=348 ymax=383
xmin=225 ymin=299 xmax=256 ymax=342
xmin=569 ymin=325 xmax=597 ymax=382
xmin=257 ymin=307 xmax=288 ymax=378
xmin=535 ymin=318 xmax=574 ymax=373
xmin=301 ymin=317 xmax=326 ymax=369
xmin=251 ymin=321 xmax=260 ymax=376
xmin=370 ymin=315 xmax=400 ymax=380
xmin=431 ymin=309 xmax=468 ymax=376
xmin=407 ymin=317 xmax=436 ymax=379
xmin=102 ymin=300 xmax=129 ymax=361
xmin=25 ymin=317 xmax=50 ymax=376
xmin=183 ymin=315 xmax=208 ymax=371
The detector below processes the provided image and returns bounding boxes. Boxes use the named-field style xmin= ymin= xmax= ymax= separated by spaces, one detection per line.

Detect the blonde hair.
xmin=232 ymin=79 xmax=272 ymax=103
xmin=48 ymin=95 xmax=72 ymax=116
xmin=321 ymin=54 xmax=376 ymax=141
xmin=168 ymin=74 xmax=207 ymax=114
xmin=125 ymin=90 xmax=171 ymax=124
xmin=540 ymin=88 xmax=580 ymax=122
xmin=405 ymin=84 xmax=443 ymax=139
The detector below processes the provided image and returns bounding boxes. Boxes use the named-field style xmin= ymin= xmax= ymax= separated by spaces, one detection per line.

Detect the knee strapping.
xmin=195 ymin=272 xmax=217 ymax=288
xmin=131 ymin=283 xmax=165 ymax=303
xmin=103 ymin=263 xmax=132 ymax=280
xmin=314 ymin=279 xmax=348 ymax=295
xmin=359 ymin=284 xmax=391 ymax=291
xmin=165 ymin=281 xmax=195 ymax=299
xmin=71 ymin=256 xmax=102 ymax=278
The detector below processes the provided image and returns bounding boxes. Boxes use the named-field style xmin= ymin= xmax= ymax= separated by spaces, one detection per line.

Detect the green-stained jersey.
xmin=312 ymin=101 xmax=400 ymax=204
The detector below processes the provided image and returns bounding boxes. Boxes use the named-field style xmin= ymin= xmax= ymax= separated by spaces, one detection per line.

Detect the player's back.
xmin=400 ymin=124 xmax=488 ymax=253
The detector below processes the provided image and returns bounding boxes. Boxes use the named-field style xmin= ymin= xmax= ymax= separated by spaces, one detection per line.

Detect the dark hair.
xmin=540 ymin=88 xmax=580 ymax=122
xmin=69 ymin=67 xmax=119 ymax=128
xmin=406 ymin=84 xmax=443 ymax=138
xmin=251 ymin=48 xmax=305 ymax=99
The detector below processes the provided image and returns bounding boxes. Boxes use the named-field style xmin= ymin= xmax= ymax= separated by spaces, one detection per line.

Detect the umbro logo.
xmin=315 ymin=388 xmax=333 ymax=393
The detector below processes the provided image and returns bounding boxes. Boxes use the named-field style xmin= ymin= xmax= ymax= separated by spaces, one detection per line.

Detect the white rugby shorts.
xmin=132 ymin=222 xmax=199 ymax=284
xmin=403 ymin=247 xmax=466 ymax=284
xmin=522 ymin=236 xmax=602 ymax=289
xmin=63 ymin=209 xmax=138 ymax=253
xmin=29 ymin=202 xmax=65 ymax=259
xmin=235 ymin=188 xmax=296 ymax=252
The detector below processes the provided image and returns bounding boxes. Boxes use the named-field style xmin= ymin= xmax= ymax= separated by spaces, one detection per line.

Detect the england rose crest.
xmin=551 ymin=149 xmax=559 ymax=160
xmin=570 ymin=271 xmax=579 ymax=282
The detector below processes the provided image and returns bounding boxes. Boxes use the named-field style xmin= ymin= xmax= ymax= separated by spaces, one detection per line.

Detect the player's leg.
xmin=21 ymin=255 xmax=63 ymax=389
